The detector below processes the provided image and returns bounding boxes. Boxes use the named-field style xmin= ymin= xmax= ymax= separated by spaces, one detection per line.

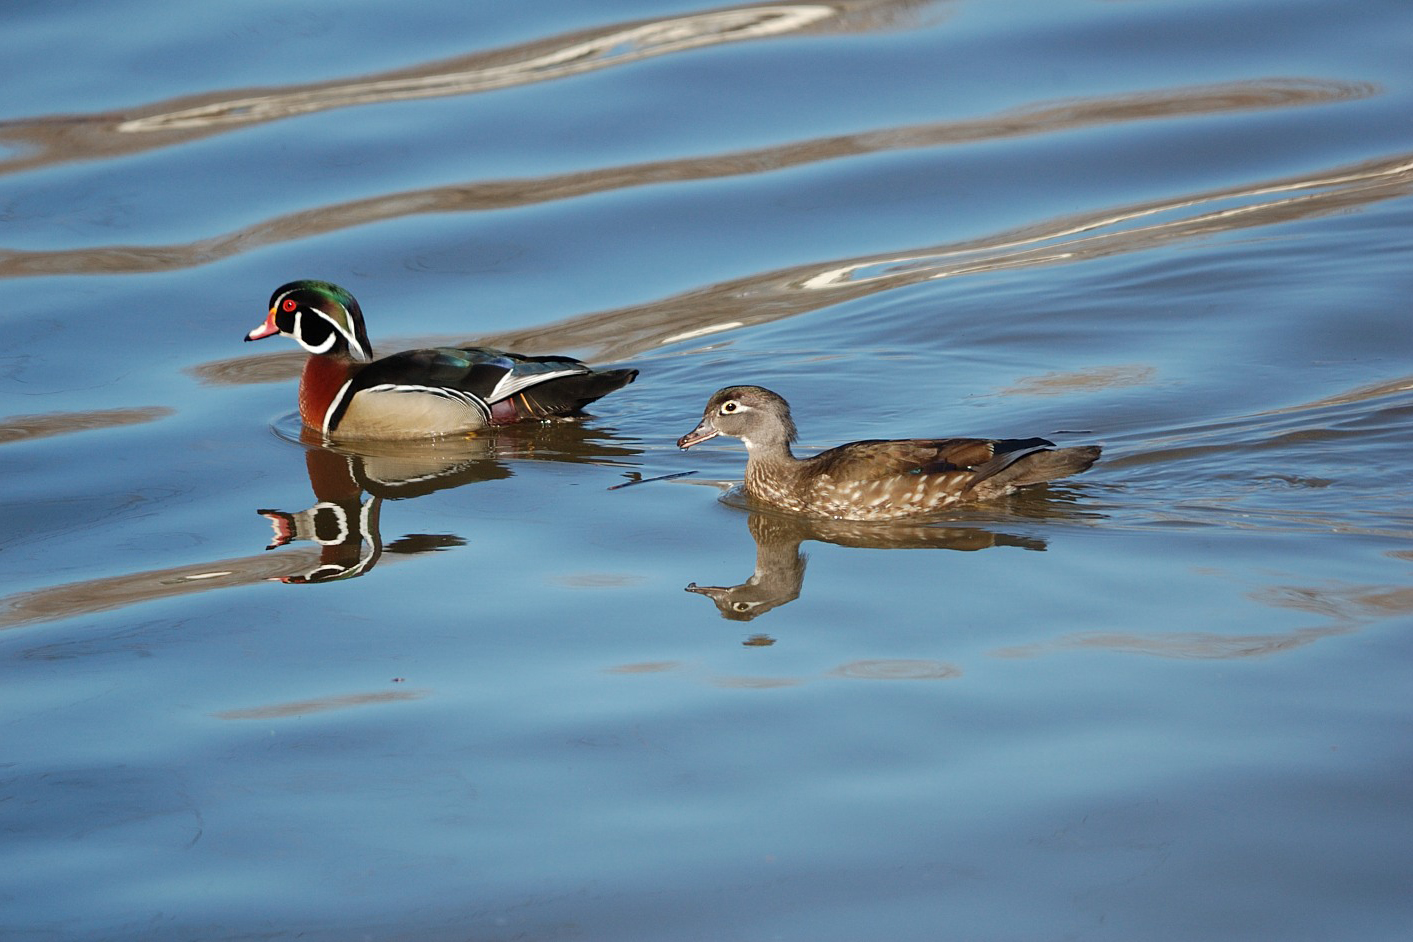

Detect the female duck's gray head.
xmin=678 ymin=385 xmax=798 ymax=450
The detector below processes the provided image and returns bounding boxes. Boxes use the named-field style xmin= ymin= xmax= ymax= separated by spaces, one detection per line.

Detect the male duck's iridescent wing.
xmin=327 ymin=346 xmax=635 ymax=435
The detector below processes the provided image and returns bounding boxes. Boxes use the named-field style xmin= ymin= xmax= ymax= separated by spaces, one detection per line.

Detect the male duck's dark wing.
xmin=810 ymin=437 xmax=1055 ymax=482
xmin=337 ymin=346 xmax=635 ymax=426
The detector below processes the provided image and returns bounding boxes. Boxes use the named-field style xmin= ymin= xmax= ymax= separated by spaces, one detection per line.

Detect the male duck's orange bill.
xmin=245 ymin=311 xmax=281 ymax=341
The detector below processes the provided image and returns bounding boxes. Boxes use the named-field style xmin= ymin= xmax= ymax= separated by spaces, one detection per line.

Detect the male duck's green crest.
xmin=247 ymin=279 xmax=374 ymax=361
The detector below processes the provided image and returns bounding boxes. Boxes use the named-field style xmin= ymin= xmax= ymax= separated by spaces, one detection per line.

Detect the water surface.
xmin=3 ymin=1 xmax=1412 ymax=939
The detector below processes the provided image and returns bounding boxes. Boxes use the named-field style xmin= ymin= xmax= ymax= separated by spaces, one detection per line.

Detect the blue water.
xmin=3 ymin=1 xmax=1412 ymax=939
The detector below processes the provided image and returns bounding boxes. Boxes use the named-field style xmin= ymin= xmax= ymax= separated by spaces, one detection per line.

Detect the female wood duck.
xmin=677 ymin=385 xmax=1101 ymax=521
xmin=245 ymin=280 xmax=637 ymax=440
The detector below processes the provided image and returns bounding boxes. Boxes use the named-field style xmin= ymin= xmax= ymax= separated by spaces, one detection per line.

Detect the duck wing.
xmin=809 ymin=437 xmax=1055 ymax=482
xmin=336 ymin=346 xmax=636 ymax=428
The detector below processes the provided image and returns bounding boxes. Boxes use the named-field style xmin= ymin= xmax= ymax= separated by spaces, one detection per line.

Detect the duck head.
xmin=677 ymin=385 xmax=797 ymax=451
xmin=246 ymin=280 xmax=373 ymax=362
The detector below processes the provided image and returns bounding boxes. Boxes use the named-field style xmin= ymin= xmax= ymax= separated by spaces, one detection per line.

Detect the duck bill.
xmin=677 ymin=419 xmax=719 ymax=449
xmin=245 ymin=310 xmax=281 ymax=342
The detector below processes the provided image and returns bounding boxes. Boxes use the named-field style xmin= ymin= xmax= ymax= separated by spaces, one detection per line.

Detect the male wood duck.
xmin=245 ymin=280 xmax=637 ymax=440
xmin=678 ymin=385 xmax=1101 ymax=521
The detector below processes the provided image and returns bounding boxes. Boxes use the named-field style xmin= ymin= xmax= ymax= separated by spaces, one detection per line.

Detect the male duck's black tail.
xmin=515 ymin=367 xmax=638 ymax=419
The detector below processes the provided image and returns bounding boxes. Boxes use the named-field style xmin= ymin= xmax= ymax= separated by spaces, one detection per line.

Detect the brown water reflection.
xmin=1095 ymin=375 xmax=1413 ymax=537
xmin=0 ymin=423 xmax=642 ymax=626
xmin=602 ymin=656 xmax=963 ymax=686
xmin=0 ymin=446 xmax=491 ymax=627
xmin=0 ymin=1 xmax=928 ymax=176
xmin=5 ymin=76 xmax=1374 ymax=283
xmin=990 ymin=577 xmax=1413 ymax=661
xmin=213 ymin=689 xmax=428 ymax=720
xmin=184 ymin=147 xmax=1413 ymax=384
xmin=998 ymin=366 xmax=1158 ymax=397
xmin=828 ymin=659 xmax=961 ymax=679
xmin=0 ymin=406 xmax=174 ymax=444
xmin=0 ymin=549 xmax=324 ymax=631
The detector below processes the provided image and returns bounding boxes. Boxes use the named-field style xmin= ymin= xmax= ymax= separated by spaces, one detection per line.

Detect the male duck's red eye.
xmin=281 ymin=299 xmax=298 ymax=312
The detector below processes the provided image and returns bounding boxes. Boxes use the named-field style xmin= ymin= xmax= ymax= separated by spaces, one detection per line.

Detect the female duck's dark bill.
xmin=677 ymin=419 xmax=719 ymax=449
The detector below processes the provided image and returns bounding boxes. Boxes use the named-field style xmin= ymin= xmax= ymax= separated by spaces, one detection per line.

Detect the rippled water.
xmin=4 ymin=1 xmax=1412 ymax=939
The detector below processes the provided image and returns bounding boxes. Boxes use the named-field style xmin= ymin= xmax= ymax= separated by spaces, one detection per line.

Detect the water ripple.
xmin=118 ymin=6 xmax=839 ymax=132
xmin=0 ymin=0 xmax=924 ymax=174
xmin=173 ymin=148 xmax=1413 ymax=377
xmin=0 ymin=78 xmax=1375 ymax=276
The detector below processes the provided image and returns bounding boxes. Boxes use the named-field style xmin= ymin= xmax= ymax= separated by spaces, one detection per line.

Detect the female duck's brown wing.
xmin=807 ymin=437 xmax=1055 ymax=482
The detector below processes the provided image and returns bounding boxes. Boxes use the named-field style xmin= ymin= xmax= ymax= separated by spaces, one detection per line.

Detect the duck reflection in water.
xmin=687 ymin=510 xmax=1049 ymax=622
xmin=261 ymin=425 xmax=638 ymax=583
xmin=258 ymin=444 xmax=499 ymax=583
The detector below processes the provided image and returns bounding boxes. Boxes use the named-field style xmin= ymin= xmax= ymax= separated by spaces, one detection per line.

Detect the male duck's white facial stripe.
xmin=312 ymin=310 xmax=368 ymax=359
xmin=337 ymin=318 xmax=371 ymax=361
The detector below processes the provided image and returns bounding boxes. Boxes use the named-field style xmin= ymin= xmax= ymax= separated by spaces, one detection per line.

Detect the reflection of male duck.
xmin=261 ymin=424 xmax=639 ymax=583
xmin=259 ymin=446 xmax=493 ymax=584
xmin=687 ymin=511 xmax=1047 ymax=621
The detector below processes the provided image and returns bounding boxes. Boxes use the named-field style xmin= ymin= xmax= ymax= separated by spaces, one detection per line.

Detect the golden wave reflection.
xmin=793 ymin=153 xmax=1413 ymax=290
xmin=0 ymin=0 xmax=923 ymax=174
xmin=2 ymin=76 xmax=1373 ymax=282
xmin=0 ymin=406 xmax=173 ymax=444
xmin=990 ymin=627 xmax=1349 ymax=660
xmin=187 ymin=145 xmax=1413 ymax=386
xmin=998 ymin=366 xmax=1158 ymax=397
xmin=120 ymin=6 xmax=838 ymax=132
xmin=828 ymin=659 xmax=961 ymax=679
xmin=0 ymin=550 xmax=323 ymax=631
xmin=213 ymin=689 xmax=427 ymax=720
xmin=990 ymin=578 xmax=1412 ymax=660
xmin=1251 ymin=375 xmax=1413 ymax=416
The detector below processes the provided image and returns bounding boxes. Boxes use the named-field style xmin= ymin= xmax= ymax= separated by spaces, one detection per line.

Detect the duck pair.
xmin=247 ymin=280 xmax=1101 ymax=522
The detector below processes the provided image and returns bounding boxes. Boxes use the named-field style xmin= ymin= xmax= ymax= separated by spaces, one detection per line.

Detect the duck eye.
xmin=281 ymin=299 xmax=298 ymax=312
xmin=721 ymin=401 xmax=738 ymax=414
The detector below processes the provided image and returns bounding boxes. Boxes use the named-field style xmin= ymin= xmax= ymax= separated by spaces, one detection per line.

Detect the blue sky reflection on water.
xmin=2 ymin=0 xmax=1412 ymax=939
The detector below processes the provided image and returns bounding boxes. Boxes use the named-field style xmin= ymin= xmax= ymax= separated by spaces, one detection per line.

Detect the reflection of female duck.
xmin=245 ymin=280 xmax=636 ymax=439
xmin=688 ymin=512 xmax=1047 ymax=621
xmin=679 ymin=386 xmax=1100 ymax=521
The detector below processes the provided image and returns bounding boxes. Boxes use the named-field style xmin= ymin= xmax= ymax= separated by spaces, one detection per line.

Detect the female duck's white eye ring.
xmin=721 ymin=401 xmax=739 ymax=414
